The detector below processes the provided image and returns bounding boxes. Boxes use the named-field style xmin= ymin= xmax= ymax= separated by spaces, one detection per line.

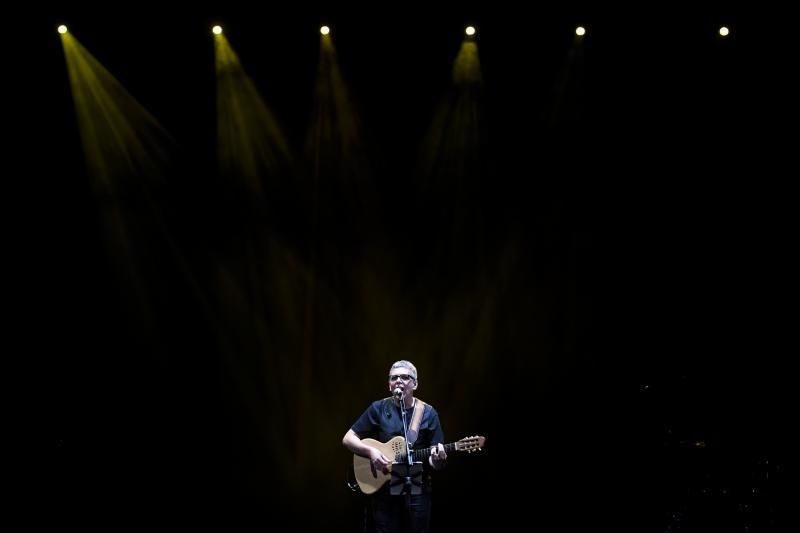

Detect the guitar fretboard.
xmin=397 ymin=442 xmax=459 ymax=463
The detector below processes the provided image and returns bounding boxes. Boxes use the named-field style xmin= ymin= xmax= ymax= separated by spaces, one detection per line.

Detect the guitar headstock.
xmin=455 ymin=435 xmax=486 ymax=454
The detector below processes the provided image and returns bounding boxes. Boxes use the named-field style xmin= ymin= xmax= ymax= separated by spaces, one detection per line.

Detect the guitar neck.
xmin=405 ymin=441 xmax=459 ymax=462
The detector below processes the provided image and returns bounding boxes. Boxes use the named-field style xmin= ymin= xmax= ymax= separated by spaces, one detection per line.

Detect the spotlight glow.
xmin=465 ymin=26 xmax=476 ymax=36
xmin=576 ymin=26 xmax=586 ymax=36
xmin=719 ymin=26 xmax=730 ymax=37
xmin=58 ymin=25 xmax=68 ymax=34
xmin=212 ymin=25 xmax=223 ymax=35
xmin=320 ymin=25 xmax=330 ymax=35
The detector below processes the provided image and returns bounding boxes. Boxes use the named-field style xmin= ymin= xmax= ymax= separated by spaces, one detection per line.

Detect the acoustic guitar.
xmin=353 ymin=435 xmax=486 ymax=494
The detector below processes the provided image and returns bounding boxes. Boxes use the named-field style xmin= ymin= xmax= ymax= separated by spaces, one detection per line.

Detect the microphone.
xmin=393 ymin=387 xmax=403 ymax=399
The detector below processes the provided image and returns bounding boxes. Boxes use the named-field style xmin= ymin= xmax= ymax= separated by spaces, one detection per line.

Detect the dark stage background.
xmin=17 ymin=7 xmax=795 ymax=532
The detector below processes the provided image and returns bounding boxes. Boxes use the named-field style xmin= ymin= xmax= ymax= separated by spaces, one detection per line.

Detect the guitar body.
xmin=352 ymin=434 xmax=486 ymax=495
xmin=352 ymin=436 xmax=406 ymax=495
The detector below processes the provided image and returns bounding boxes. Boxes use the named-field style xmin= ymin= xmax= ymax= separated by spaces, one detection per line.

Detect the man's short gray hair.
xmin=389 ymin=360 xmax=418 ymax=381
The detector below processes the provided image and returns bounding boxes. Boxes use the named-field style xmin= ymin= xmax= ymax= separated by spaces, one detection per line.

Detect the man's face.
xmin=388 ymin=368 xmax=416 ymax=395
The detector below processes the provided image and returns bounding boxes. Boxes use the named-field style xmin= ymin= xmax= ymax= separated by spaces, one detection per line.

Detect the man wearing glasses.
xmin=343 ymin=360 xmax=447 ymax=533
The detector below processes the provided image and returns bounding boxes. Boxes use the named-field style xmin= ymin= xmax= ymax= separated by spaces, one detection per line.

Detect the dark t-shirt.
xmin=350 ymin=397 xmax=445 ymax=492
xmin=351 ymin=397 xmax=445 ymax=447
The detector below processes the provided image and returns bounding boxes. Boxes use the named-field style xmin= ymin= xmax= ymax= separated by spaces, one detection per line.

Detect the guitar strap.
xmin=407 ymin=399 xmax=426 ymax=446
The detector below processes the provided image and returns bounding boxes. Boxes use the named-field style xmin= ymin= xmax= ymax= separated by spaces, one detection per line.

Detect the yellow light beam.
xmin=214 ymin=31 xmax=292 ymax=195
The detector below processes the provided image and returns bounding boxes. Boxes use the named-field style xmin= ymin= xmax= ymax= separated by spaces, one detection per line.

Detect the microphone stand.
xmin=398 ymin=391 xmax=414 ymax=508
